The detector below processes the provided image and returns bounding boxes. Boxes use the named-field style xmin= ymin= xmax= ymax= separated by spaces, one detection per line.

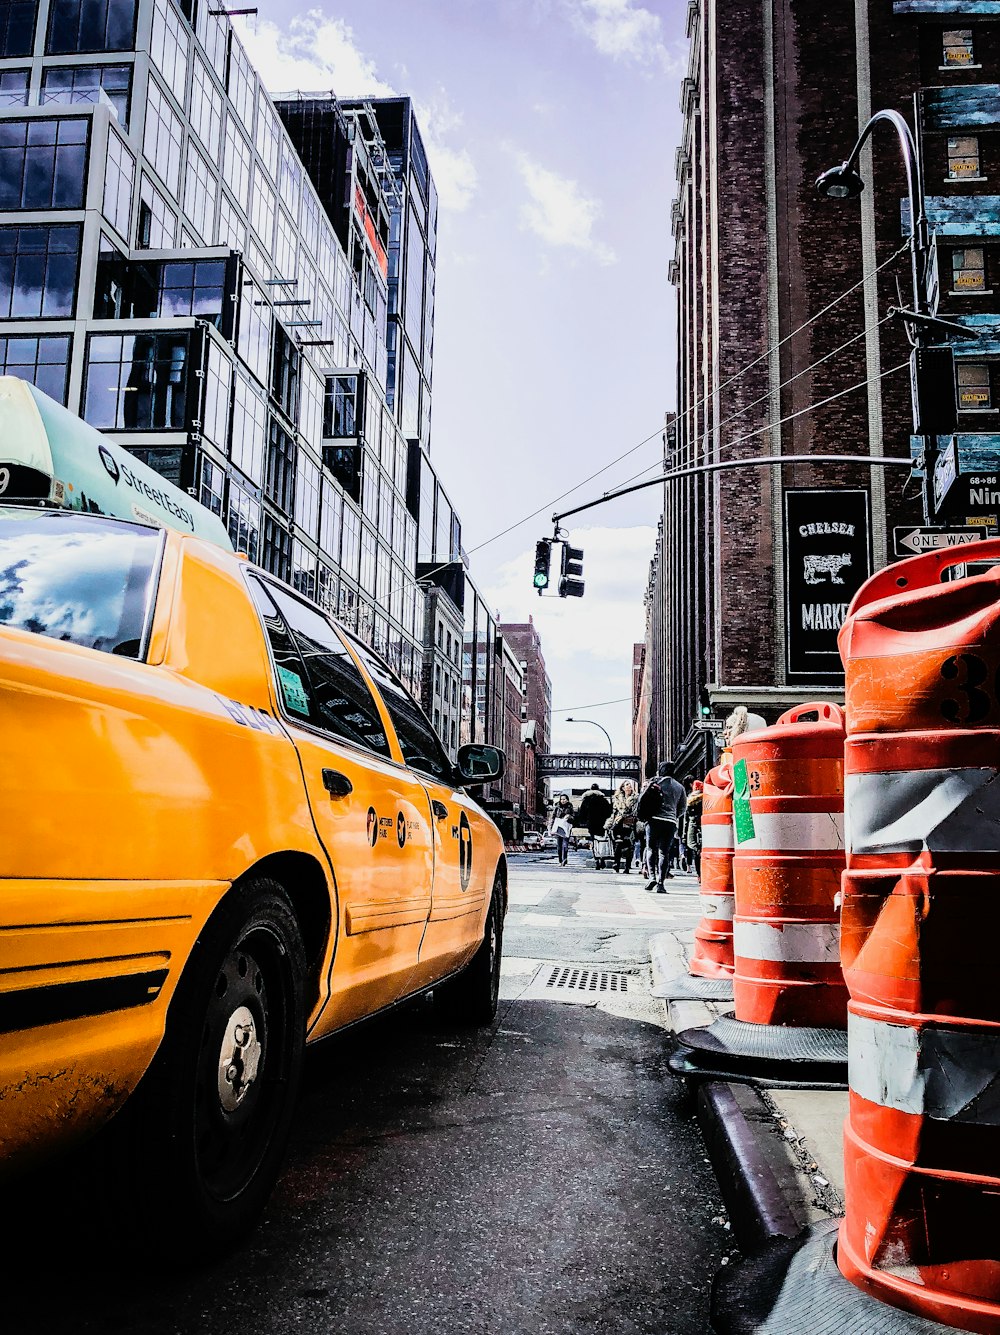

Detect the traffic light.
xmin=533 ymin=539 xmax=552 ymax=591
xmin=699 ymin=687 xmax=711 ymax=717
xmin=559 ymin=543 xmax=585 ymax=598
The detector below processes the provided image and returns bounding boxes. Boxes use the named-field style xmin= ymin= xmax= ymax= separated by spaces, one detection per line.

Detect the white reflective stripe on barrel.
xmin=699 ymin=893 xmax=735 ymax=922
xmin=702 ymin=824 xmax=734 ymax=850
xmin=846 ymin=767 xmax=1000 ymax=855
xmin=736 ymin=811 xmax=845 ymax=851
xmin=848 ymin=1011 xmax=1000 ymax=1124
xmin=733 ymin=919 xmax=841 ymax=963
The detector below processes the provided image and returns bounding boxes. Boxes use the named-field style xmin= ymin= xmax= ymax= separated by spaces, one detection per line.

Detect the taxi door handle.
xmin=322 ymin=768 xmax=353 ymax=798
xmin=431 ymin=800 xmax=448 ymax=821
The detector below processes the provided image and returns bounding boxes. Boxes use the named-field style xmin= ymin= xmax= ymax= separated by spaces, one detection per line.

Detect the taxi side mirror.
xmin=455 ymin=744 xmax=506 ymax=786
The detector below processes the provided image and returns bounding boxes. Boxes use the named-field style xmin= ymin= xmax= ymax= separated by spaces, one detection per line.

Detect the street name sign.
xmin=893 ymin=525 xmax=985 ymax=557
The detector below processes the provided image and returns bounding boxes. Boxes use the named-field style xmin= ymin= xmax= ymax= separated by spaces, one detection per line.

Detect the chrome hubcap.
xmin=217 ymin=1004 xmax=261 ymax=1112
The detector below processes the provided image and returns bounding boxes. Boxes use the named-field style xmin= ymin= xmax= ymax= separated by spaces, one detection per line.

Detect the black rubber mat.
xmin=668 ymin=1047 xmax=848 ymax=1092
xmin=654 ymin=974 xmax=735 ymax=1002
xmin=679 ymin=1014 xmax=847 ymax=1063
xmin=712 ymin=1220 xmax=961 ymax=1334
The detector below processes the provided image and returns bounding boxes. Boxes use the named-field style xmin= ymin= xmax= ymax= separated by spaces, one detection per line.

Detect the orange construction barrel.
xmin=730 ymin=704 xmax=847 ymax=1028
xmin=689 ymin=763 xmax=735 ymax=980
xmin=838 ymin=538 xmax=1000 ymax=1332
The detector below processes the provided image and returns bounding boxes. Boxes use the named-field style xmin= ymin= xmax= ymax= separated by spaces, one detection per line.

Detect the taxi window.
xmin=0 ymin=511 xmax=159 ymax=658
xmin=248 ymin=577 xmax=391 ymax=758
xmin=345 ymin=632 xmax=454 ymax=784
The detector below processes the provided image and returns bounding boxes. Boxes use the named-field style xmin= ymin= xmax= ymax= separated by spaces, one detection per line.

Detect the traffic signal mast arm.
xmin=548 ymin=452 xmax=913 ymax=529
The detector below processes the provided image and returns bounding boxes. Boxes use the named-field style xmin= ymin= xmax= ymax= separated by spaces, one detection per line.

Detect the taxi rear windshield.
xmin=0 ymin=512 xmax=161 ymax=659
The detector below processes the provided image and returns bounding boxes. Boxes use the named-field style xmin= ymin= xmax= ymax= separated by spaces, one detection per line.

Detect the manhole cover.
xmin=545 ymin=967 xmax=629 ymax=994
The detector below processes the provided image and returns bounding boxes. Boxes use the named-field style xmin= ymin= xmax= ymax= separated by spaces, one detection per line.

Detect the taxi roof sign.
xmin=0 ymin=377 xmax=233 ymax=550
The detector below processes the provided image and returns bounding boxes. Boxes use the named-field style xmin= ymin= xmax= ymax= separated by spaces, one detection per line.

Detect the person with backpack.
xmin=636 ymin=761 xmax=687 ymax=893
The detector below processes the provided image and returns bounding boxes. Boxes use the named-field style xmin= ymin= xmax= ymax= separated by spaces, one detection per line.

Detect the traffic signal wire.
xmin=404 ymin=245 xmax=910 ymax=586
xmin=608 ymin=310 xmax=899 ymax=496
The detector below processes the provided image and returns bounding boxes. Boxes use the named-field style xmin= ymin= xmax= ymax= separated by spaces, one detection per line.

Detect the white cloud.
xmin=414 ymin=90 xmax=479 ymax=214
xmin=243 ymin=12 xmax=395 ymax=98
xmin=563 ymin=0 xmax=682 ymax=71
xmin=242 ymin=11 xmax=477 ymax=211
xmin=511 ymin=149 xmax=617 ymax=266
xmin=481 ymin=525 xmax=655 ymax=756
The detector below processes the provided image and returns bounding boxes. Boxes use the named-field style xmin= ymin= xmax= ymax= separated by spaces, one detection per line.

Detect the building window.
xmin=227 ymin=477 xmax=259 ymax=562
xmin=250 ymin=167 xmax=275 ymax=248
xmin=202 ymin=339 xmax=231 ymax=447
xmin=102 ymin=131 xmax=133 ymax=238
xmin=0 ymin=333 xmax=71 ymax=402
xmin=264 ymin=416 xmax=295 ymax=513
xmin=231 ymin=371 xmax=266 ymax=484
xmin=0 ymin=118 xmax=88 ymax=209
xmin=160 ymin=258 xmax=227 ymax=323
xmin=200 ymin=456 xmax=225 ymax=517
xmin=294 ymin=448 xmax=320 ymax=542
xmin=237 ymin=279 xmax=271 ymax=384
xmin=137 ymin=174 xmax=175 ymax=249
xmin=270 ymin=323 xmax=299 ymax=421
xmin=83 ymin=330 xmax=192 ymax=430
xmin=190 ymin=55 xmax=223 ymax=158
xmin=226 ymin=35 xmax=255 ymax=136
xmin=952 ymin=247 xmax=988 ymax=294
xmin=1 ymin=0 xmax=34 ymax=56
xmin=279 ymin=139 xmax=301 ymax=218
xmin=0 ymin=69 xmax=29 ymax=106
xmin=323 ymin=374 xmax=360 ymax=438
xmin=143 ymin=77 xmax=183 ymax=195
xmin=222 ymin=119 xmax=251 ymax=210
xmin=261 ymin=513 xmax=291 ymax=582
xmin=184 ymin=140 xmax=215 ymax=241
xmin=46 ymin=0 xmax=135 ymax=53
xmin=0 ymin=224 xmax=80 ymax=318
xmin=150 ymin=0 xmax=187 ymax=105
xmin=958 ymin=362 xmax=993 ymax=411
xmin=254 ymin=90 xmax=279 ymax=179
xmin=41 ymin=63 xmax=130 ymax=125
xmin=948 ymin=135 xmax=982 ymax=180
xmin=274 ymin=209 xmax=296 ymax=284
xmin=943 ymin=29 xmax=975 ymax=68
xmin=216 ymin=193 xmax=245 ymax=253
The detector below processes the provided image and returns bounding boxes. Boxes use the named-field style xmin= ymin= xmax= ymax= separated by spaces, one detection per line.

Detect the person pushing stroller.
xmin=606 ymin=780 xmax=639 ymax=873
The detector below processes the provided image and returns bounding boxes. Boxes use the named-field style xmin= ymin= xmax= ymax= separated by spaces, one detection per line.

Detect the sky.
xmin=244 ymin=0 xmax=687 ymax=759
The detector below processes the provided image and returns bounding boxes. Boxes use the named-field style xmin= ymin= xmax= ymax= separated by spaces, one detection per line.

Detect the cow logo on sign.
xmin=458 ymin=811 xmax=473 ymax=891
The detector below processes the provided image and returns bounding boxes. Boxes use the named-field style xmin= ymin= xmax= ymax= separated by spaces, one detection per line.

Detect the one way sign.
xmin=893 ymin=525 xmax=985 ymax=557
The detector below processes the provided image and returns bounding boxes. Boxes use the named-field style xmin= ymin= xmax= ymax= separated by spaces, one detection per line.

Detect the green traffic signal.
xmin=533 ymin=539 xmax=552 ymax=591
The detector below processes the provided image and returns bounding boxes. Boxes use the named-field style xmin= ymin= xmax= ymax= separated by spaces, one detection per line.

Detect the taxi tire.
xmin=435 ymin=874 xmax=504 ymax=1027
xmin=110 ymin=878 xmax=307 ymax=1256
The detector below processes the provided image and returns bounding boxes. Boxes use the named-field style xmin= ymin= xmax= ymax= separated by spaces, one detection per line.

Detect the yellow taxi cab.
xmin=0 ymin=507 xmax=506 ymax=1249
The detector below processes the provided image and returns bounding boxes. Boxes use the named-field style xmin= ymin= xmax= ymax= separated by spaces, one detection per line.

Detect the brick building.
xmin=498 ymin=617 xmax=552 ymax=818
xmin=664 ymin=0 xmax=999 ymax=774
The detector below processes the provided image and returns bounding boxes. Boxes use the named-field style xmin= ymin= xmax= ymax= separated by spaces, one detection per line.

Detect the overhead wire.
xmin=394 ymin=243 xmax=911 ymax=588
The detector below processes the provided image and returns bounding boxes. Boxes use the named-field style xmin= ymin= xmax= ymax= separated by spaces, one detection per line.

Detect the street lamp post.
xmin=816 ymin=106 xmax=971 ymax=523
xmin=565 ymin=716 xmax=615 ymax=796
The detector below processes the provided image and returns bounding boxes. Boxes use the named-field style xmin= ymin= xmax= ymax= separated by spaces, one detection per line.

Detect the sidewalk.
xmin=650 ymin=925 xmax=847 ymax=1252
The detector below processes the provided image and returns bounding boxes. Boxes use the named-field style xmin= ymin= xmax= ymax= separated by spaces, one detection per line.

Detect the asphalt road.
xmin=4 ymin=851 xmax=727 ymax=1335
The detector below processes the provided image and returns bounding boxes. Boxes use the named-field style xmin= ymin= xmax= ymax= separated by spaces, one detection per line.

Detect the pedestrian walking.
xmin=606 ymin=780 xmax=638 ymax=873
xmin=548 ymin=794 xmax=574 ymax=866
xmin=577 ymin=783 xmax=612 ymax=839
xmin=683 ymin=779 xmax=703 ymax=878
xmin=636 ymin=761 xmax=687 ymax=893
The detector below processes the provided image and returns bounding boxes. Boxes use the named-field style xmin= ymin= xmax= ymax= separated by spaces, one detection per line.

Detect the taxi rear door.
xmin=247 ymin=578 xmax=433 ymax=1032
xmin=345 ymin=641 xmax=492 ymax=986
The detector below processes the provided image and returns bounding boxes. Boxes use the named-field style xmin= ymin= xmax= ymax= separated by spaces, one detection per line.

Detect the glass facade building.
xmin=0 ymin=0 xmax=463 ymax=704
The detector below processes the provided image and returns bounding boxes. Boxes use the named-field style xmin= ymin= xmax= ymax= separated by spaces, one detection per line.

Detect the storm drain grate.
xmin=545 ymin=967 xmax=629 ymax=994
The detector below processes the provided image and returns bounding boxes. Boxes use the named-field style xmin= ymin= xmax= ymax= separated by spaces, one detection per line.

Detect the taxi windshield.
xmin=0 ymin=511 xmax=161 ymax=659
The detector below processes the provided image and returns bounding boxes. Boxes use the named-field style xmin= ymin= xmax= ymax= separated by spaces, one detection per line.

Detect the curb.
xmin=695 ymin=1082 xmax=801 ymax=1255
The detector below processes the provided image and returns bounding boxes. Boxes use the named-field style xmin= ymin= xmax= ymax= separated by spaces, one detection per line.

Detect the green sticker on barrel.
xmin=277 ymin=665 xmax=310 ymax=716
xmin=732 ymin=757 xmax=756 ymax=844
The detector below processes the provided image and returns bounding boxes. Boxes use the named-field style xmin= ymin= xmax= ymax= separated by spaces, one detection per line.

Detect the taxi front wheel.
xmin=435 ymin=873 xmax=504 ymax=1026
xmin=109 ymin=878 xmax=307 ymax=1256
